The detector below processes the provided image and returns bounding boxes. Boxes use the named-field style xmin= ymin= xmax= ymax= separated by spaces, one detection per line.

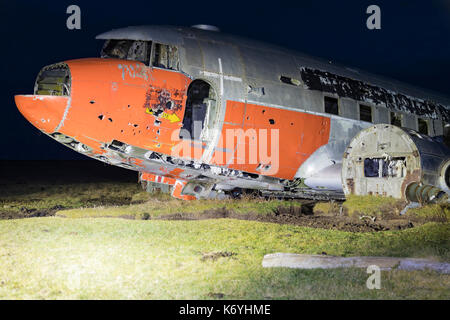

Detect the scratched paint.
xmin=118 ymin=62 xmax=148 ymax=81
xmin=211 ymin=101 xmax=331 ymax=180
xmin=52 ymin=58 xmax=191 ymax=157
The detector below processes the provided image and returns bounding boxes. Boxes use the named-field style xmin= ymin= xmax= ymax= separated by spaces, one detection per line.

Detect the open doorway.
xmin=180 ymin=79 xmax=217 ymax=141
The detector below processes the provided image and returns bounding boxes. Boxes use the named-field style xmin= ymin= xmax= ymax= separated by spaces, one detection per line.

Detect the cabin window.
xmin=359 ymin=104 xmax=372 ymax=122
xmin=152 ymin=43 xmax=179 ymax=70
xmin=324 ymin=96 xmax=339 ymax=115
xmin=101 ymin=39 xmax=151 ymax=65
xmin=418 ymin=118 xmax=428 ymax=135
xmin=279 ymin=76 xmax=300 ymax=86
xmin=390 ymin=112 xmax=402 ymax=127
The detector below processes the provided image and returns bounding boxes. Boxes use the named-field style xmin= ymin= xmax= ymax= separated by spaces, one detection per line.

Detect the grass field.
xmin=0 ymin=161 xmax=449 ymax=299
xmin=1 ymin=217 xmax=449 ymax=299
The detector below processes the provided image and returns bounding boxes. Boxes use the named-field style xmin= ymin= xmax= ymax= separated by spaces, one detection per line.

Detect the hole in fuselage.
xmin=180 ymin=79 xmax=216 ymax=141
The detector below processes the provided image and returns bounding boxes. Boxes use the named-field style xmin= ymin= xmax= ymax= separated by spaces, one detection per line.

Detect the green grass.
xmin=405 ymin=204 xmax=450 ymax=223
xmin=341 ymin=195 xmax=404 ymax=217
xmin=56 ymin=195 xmax=302 ymax=219
xmin=0 ymin=217 xmax=448 ymax=299
xmin=0 ymin=182 xmax=142 ymax=215
xmin=314 ymin=195 xmax=450 ymax=223
xmin=1 ymin=182 xmax=449 ymax=300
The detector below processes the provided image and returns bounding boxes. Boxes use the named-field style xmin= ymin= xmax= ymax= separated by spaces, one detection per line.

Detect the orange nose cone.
xmin=15 ymin=95 xmax=69 ymax=134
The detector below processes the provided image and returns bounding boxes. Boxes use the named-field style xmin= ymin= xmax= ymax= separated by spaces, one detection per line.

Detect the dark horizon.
xmin=1 ymin=0 xmax=449 ymax=160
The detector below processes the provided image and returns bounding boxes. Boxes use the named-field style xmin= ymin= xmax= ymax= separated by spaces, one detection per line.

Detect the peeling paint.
xmin=301 ymin=67 xmax=450 ymax=122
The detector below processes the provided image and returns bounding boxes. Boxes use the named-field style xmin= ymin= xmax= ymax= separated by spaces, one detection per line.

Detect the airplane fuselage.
xmin=14 ymin=25 xmax=450 ymax=200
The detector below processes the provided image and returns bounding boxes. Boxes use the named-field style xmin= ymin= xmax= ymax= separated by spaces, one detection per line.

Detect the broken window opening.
xmin=390 ymin=112 xmax=402 ymax=127
xmin=101 ymin=39 xmax=151 ymax=65
xmin=35 ymin=63 xmax=71 ymax=96
xmin=280 ymin=76 xmax=300 ymax=86
xmin=418 ymin=118 xmax=428 ymax=135
xmin=180 ymin=79 xmax=217 ymax=141
xmin=359 ymin=104 xmax=372 ymax=122
xmin=364 ymin=157 xmax=406 ymax=178
xmin=324 ymin=96 xmax=339 ymax=115
xmin=152 ymin=43 xmax=179 ymax=70
xmin=247 ymin=85 xmax=265 ymax=96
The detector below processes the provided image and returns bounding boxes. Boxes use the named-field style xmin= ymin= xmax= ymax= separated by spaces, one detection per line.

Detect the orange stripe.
xmin=215 ymin=101 xmax=330 ymax=180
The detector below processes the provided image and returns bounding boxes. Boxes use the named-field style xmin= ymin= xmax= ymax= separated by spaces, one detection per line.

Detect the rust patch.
xmin=400 ymin=169 xmax=421 ymax=200
xmin=143 ymin=85 xmax=184 ymax=115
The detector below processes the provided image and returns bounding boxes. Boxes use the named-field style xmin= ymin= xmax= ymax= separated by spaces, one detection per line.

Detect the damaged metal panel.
xmin=34 ymin=63 xmax=71 ymax=96
xmin=342 ymin=124 xmax=450 ymax=199
xmin=16 ymin=25 xmax=450 ymax=201
xmin=300 ymin=67 xmax=450 ymax=122
xmin=245 ymin=80 xmax=304 ymax=111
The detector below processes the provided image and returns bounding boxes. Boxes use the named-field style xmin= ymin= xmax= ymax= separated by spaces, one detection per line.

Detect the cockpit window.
xmin=101 ymin=39 xmax=151 ymax=65
xmin=152 ymin=43 xmax=179 ymax=70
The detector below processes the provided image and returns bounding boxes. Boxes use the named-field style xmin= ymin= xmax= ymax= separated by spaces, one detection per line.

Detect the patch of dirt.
xmin=0 ymin=199 xmax=134 ymax=220
xmin=84 ymin=197 xmax=133 ymax=207
xmin=207 ymin=292 xmax=225 ymax=299
xmin=156 ymin=207 xmax=416 ymax=233
xmin=0 ymin=208 xmax=57 ymax=220
xmin=201 ymin=251 xmax=237 ymax=261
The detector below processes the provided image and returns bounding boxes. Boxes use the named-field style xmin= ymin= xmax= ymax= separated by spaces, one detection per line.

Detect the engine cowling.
xmin=341 ymin=124 xmax=450 ymax=200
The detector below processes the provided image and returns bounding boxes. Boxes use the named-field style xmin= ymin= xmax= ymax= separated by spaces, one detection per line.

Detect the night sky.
xmin=1 ymin=0 xmax=449 ymax=160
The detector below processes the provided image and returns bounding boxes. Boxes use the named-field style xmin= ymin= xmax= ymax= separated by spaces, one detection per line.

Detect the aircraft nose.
xmin=15 ymin=95 xmax=70 ymax=134
xmin=14 ymin=62 xmax=71 ymax=134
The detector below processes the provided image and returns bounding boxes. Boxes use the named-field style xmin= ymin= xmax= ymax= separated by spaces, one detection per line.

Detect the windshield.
xmin=101 ymin=39 xmax=151 ymax=65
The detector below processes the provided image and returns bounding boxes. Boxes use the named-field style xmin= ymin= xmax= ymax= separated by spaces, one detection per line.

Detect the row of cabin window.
xmin=101 ymin=40 xmax=180 ymax=71
xmin=106 ymin=43 xmax=443 ymax=137
xmin=324 ymin=96 xmax=432 ymax=135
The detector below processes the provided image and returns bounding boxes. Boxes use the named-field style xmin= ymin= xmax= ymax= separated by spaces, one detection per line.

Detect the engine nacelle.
xmin=342 ymin=124 xmax=450 ymax=200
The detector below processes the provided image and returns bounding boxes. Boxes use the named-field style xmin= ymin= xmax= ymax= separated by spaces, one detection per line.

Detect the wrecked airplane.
xmin=14 ymin=25 xmax=450 ymax=201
